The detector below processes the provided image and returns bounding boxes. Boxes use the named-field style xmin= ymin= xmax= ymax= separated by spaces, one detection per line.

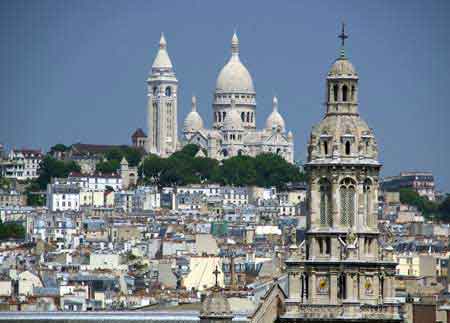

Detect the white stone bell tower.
xmin=146 ymin=33 xmax=178 ymax=157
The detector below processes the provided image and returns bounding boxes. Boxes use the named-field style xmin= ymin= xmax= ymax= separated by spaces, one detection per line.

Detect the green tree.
xmin=50 ymin=144 xmax=70 ymax=153
xmin=96 ymin=160 xmax=120 ymax=173
xmin=140 ymin=154 xmax=165 ymax=186
xmin=37 ymin=156 xmax=81 ymax=189
xmin=0 ymin=220 xmax=25 ymax=240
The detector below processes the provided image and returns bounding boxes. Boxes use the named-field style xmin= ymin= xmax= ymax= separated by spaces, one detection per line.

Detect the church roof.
xmin=266 ymin=96 xmax=285 ymax=132
xmin=132 ymin=128 xmax=147 ymax=139
xmin=215 ymin=32 xmax=254 ymax=94
xmin=152 ymin=33 xmax=173 ymax=70
xmin=183 ymin=96 xmax=204 ymax=133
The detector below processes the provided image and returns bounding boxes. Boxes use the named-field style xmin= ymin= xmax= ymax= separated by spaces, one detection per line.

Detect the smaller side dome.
xmin=266 ymin=96 xmax=285 ymax=132
xmin=183 ymin=96 xmax=203 ymax=132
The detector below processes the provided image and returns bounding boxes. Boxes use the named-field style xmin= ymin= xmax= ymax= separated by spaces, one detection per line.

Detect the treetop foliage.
xmin=140 ymin=144 xmax=305 ymax=189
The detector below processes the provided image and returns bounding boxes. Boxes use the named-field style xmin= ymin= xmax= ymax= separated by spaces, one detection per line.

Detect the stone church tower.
xmin=281 ymin=25 xmax=402 ymax=322
xmin=146 ymin=33 xmax=178 ymax=157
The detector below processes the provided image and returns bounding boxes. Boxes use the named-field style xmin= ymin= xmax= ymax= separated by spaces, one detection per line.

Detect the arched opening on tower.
xmin=340 ymin=178 xmax=356 ymax=226
xmin=351 ymin=85 xmax=356 ymax=101
xmin=319 ymin=178 xmax=332 ymax=227
xmin=165 ymin=86 xmax=172 ymax=97
xmin=342 ymin=85 xmax=348 ymax=102
xmin=333 ymin=84 xmax=338 ymax=102
xmin=241 ymin=112 xmax=245 ymax=122
xmin=323 ymin=141 xmax=329 ymax=155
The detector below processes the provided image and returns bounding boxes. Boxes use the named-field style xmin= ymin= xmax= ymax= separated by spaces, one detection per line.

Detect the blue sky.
xmin=0 ymin=0 xmax=449 ymax=192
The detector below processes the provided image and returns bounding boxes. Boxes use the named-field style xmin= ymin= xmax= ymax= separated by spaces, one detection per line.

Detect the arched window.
xmin=333 ymin=84 xmax=338 ymax=102
xmin=241 ymin=112 xmax=245 ymax=122
xmin=246 ymin=112 xmax=250 ymax=123
xmin=345 ymin=141 xmax=351 ymax=155
xmin=323 ymin=141 xmax=328 ymax=155
xmin=364 ymin=179 xmax=372 ymax=227
xmin=319 ymin=179 xmax=332 ymax=227
xmin=223 ymin=112 xmax=226 ymax=121
xmin=152 ymin=87 xmax=157 ymax=95
xmin=217 ymin=113 xmax=221 ymax=122
xmin=342 ymin=85 xmax=348 ymax=102
xmin=340 ymin=178 xmax=356 ymax=226
xmin=351 ymin=85 xmax=356 ymax=101
xmin=276 ymin=148 xmax=281 ymax=155
xmin=165 ymin=86 xmax=172 ymax=97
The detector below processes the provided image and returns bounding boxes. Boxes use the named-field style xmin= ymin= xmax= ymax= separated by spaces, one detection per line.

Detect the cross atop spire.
xmin=338 ymin=22 xmax=348 ymax=58
xmin=213 ymin=265 xmax=220 ymax=288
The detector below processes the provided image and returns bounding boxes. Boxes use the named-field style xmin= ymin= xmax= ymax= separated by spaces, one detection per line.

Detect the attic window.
xmin=345 ymin=141 xmax=351 ymax=155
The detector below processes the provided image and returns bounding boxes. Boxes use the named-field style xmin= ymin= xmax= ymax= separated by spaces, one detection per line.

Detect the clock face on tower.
xmin=317 ymin=276 xmax=329 ymax=294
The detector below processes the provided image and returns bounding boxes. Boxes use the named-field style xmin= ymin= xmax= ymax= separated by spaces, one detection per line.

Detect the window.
xmin=323 ymin=141 xmax=328 ymax=155
xmin=342 ymin=85 xmax=348 ymax=102
xmin=340 ymin=178 xmax=356 ymax=226
xmin=153 ymin=87 xmax=157 ymax=95
xmin=345 ymin=141 xmax=351 ymax=155
xmin=165 ymin=87 xmax=172 ymax=97
xmin=319 ymin=179 xmax=332 ymax=226
xmin=246 ymin=112 xmax=250 ymax=123
xmin=351 ymin=85 xmax=355 ymax=101
xmin=241 ymin=112 xmax=245 ymax=122
xmin=333 ymin=84 xmax=338 ymax=102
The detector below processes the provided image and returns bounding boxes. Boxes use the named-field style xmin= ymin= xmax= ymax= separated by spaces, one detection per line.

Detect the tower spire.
xmin=191 ymin=95 xmax=197 ymax=112
xmin=273 ymin=96 xmax=278 ymax=112
xmin=159 ymin=32 xmax=167 ymax=49
xmin=338 ymin=22 xmax=348 ymax=58
xmin=231 ymin=31 xmax=239 ymax=56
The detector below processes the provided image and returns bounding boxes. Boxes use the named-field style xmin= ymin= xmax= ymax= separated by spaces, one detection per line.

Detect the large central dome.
xmin=215 ymin=32 xmax=255 ymax=93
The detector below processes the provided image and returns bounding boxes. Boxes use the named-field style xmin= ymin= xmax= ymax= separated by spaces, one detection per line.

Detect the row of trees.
xmin=399 ymin=188 xmax=450 ymax=223
xmin=140 ymin=144 xmax=305 ymax=189
xmin=96 ymin=147 xmax=144 ymax=173
xmin=0 ymin=219 xmax=25 ymax=240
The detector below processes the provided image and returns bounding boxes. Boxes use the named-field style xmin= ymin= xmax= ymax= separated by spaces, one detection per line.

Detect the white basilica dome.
xmin=215 ymin=33 xmax=255 ymax=93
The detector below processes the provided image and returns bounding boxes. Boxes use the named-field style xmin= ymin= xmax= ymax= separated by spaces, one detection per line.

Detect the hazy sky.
xmin=0 ymin=1 xmax=449 ymax=192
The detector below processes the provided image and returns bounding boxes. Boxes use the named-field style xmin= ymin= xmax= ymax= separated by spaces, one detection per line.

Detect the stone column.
xmin=309 ymin=178 xmax=318 ymax=228
xmin=331 ymin=176 xmax=339 ymax=228
xmin=357 ymin=178 xmax=365 ymax=229
xmin=345 ymin=273 xmax=354 ymax=301
xmin=310 ymin=272 xmax=316 ymax=302
xmin=288 ymin=271 xmax=301 ymax=299
xmin=330 ymin=271 xmax=338 ymax=304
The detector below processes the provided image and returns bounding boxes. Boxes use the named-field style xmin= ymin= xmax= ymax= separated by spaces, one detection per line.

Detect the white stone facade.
xmin=181 ymin=33 xmax=294 ymax=163
xmin=2 ymin=149 xmax=43 ymax=181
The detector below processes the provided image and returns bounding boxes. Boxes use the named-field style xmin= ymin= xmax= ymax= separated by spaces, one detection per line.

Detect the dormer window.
xmin=345 ymin=141 xmax=351 ymax=155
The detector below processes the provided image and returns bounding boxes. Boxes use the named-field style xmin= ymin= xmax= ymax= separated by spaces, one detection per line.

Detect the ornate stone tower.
xmin=282 ymin=25 xmax=401 ymax=322
xmin=199 ymin=266 xmax=234 ymax=323
xmin=146 ymin=33 xmax=178 ymax=157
